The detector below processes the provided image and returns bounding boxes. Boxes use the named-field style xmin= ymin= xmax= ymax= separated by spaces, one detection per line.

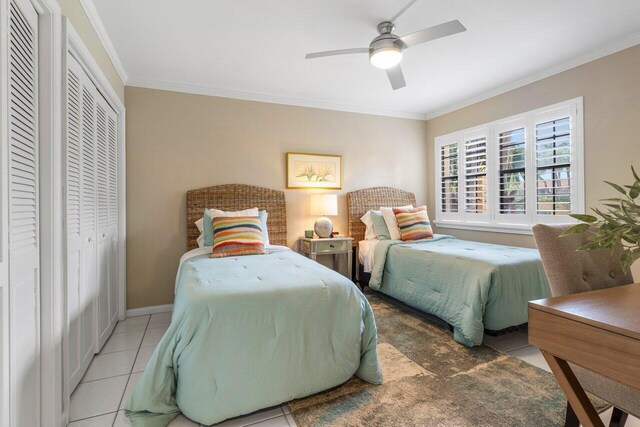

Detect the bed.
xmin=124 ymin=184 xmax=382 ymax=426
xmin=347 ymin=186 xmax=551 ymax=347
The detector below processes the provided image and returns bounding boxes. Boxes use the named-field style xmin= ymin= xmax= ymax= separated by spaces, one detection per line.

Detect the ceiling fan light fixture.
xmin=369 ymin=47 xmax=403 ymax=69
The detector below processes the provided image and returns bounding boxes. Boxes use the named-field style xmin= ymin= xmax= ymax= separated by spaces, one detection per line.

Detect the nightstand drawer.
xmin=315 ymin=240 xmax=349 ymax=253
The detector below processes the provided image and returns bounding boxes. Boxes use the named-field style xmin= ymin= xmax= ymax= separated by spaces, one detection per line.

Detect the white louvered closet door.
xmin=66 ymin=54 xmax=95 ymax=390
xmin=8 ymin=0 xmax=41 ymax=425
xmin=96 ymin=94 xmax=116 ymax=348
xmin=79 ymin=67 xmax=98 ymax=364
xmin=69 ymin=54 xmax=101 ymax=389
xmin=106 ymin=104 xmax=119 ymax=328
xmin=65 ymin=53 xmax=120 ymax=389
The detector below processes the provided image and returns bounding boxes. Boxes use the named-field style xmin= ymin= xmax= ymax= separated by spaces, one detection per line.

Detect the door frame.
xmin=60 ymin=19 xmax=126 ymax=425
xmin=0 ymin=0 xmax=64 ymax=426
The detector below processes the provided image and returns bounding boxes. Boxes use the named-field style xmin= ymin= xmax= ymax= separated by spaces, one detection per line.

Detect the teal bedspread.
xmin=125 ymin=247 xmax=382 ymax=426
xmin=370 ymin=235 xmax=550 ymax=347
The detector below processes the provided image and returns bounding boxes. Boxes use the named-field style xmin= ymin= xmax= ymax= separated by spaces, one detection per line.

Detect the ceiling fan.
xmin=305 ymin=0 xmax=466 ymax=90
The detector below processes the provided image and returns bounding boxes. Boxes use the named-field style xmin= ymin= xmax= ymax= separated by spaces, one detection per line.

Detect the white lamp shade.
xmin=310 ymin=194 xmax=338 ymax=216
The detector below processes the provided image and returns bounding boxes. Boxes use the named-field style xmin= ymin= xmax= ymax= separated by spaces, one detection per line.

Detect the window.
xmin=464 ymin=135 xmax=488 ymax=215
xmin=498 ymin=127 xmax=526 ymax=215
xmin=435 ymin=98 xmax=584 ymax=234
xmin=535 ymin=117 xmax=572 ymax=215
xmin=440 ymin=143 xmax=459 ymax=213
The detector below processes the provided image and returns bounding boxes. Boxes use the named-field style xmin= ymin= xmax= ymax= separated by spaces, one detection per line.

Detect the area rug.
xmin=289 ymin=291 xmax=607 ymax=426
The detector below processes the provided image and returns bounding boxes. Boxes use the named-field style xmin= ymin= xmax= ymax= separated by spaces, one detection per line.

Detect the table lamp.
xmin=310 ymin=194 xmax=338 ymax=238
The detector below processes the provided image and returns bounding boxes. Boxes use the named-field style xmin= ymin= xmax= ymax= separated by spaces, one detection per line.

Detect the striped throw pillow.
xmin=392 ymin=206 xmax=433 ymax=242
xmin=210 ymin=216 xmax=266 ymax=258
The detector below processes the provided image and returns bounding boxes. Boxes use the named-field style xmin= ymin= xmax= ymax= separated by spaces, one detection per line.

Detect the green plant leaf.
xmin=620 ymin=250 xmax=640 ymax=273
xmin=632 ymin=165 xmax=640 ymax=182
xmin=605 ymin=181 xmax=627 ymax=196
xmin=602 ymin=203 xmax=621 ymax=209
xmin=577 ymin=241 xmax=605 ymax=251
xmin=569 ymin=214 xmax=598 ymax=223
xmin=560 ymin=223 xmax=591 ymax=236
xmin=630 ymin=182 xmax=640 ymax=199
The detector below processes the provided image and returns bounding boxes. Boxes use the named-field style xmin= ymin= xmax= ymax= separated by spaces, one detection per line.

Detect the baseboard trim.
xmin=126 ymin=304 xmax=173 ymax=317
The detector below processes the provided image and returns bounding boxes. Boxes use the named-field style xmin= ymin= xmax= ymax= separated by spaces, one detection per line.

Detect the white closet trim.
xmin=34 ymin=2 xmax=64 ymax=427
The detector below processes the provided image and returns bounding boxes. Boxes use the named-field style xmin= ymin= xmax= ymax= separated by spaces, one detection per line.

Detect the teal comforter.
xmin=125 ymin=247 xmax=382 ymax=426
xmin=370 ymin=235 xmax=550 ymax=347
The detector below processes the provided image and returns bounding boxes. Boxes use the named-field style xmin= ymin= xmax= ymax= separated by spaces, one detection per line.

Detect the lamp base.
xmin=314 ymin=216 xmax=333 ymax=238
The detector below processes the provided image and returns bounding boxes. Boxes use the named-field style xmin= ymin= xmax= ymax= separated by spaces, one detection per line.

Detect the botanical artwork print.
xmin=294 ymin=161 xmax=336 ymax=183
xmin=286 ymin=153 xmax=342 ymax=189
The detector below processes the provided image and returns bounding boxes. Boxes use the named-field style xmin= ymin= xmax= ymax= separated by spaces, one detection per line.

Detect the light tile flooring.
xmin=69 ymin=315 xmax=639 ymax=427
xmin=68 ymin=313 xmax=295 ymax=427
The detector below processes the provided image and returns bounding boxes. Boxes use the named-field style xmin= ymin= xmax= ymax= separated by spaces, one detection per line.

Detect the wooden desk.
xmin=529 ymin=284 xmax=640 ymax=427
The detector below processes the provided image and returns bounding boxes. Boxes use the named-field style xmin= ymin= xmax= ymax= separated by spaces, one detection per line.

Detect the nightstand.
xmin=298 ymin=236 xmax=353 ymax=280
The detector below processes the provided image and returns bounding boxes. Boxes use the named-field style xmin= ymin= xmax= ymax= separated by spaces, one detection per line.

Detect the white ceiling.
xmin=91 ymin=0 xmax=640 ymax=119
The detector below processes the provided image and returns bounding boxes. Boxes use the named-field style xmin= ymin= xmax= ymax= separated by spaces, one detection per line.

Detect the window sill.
xmin=433 ymin=220 xmax=534 ymax=236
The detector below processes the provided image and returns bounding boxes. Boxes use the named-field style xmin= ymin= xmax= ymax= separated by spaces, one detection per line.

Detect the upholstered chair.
xmin=532 ymin=224 xmax=639 ymax=427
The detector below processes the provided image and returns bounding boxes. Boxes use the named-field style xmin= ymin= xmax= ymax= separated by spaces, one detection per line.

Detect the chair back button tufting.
xmin=582 ymin=274 xmax=588 ymax=281
xmin=609 ymin=271 xmax=616 ymax=279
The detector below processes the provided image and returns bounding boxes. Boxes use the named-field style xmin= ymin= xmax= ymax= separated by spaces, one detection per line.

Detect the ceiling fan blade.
xmin=305 ymin=48 xmax=369 ymax=59
xmin=386 ymin=65 xmax=406 ymax=90
xmin=400 ymin=20 xmax=466 ymax=48
xmin=388 ymin=0 xmax=420 ymax=23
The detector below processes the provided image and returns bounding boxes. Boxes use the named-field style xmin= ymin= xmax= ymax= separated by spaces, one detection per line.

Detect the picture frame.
xmin=286 ymin=152 xmax=342 ymax=189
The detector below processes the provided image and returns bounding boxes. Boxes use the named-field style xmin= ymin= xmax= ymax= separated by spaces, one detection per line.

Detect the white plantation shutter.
xmin=8 ymin=0 xmax=41 ymax=424
xmin=440 ymin=143 xmax=459 ymax=214
xmin=436 ymin=99 xmax=583 ymax=230
xmin=498 ymin=127 xmax=526 ymax=215
xmin=535 ymin=116 xmax=572 ymax=215
xmin=463 ymin=135 xmax=488 ymax=215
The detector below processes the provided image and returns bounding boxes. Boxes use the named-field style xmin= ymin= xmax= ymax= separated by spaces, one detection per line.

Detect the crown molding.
xmin=425 ymin=31 xmax=640 ymax=120
xmin=79 ymin=0 xmax=128 ymax=84
xmin=125 ymin=78 xmax=428 ymax=120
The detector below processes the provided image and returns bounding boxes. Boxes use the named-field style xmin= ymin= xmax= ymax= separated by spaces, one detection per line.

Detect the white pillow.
xmin=195 ymin=208 xmax=259 ymax=233
xmin=360 ymin=211 xmax=377 ymax=240
xmin=380 ymin=205 xmax=413 ymax=240
xmin=196 ymin=234 xmax=204 ymax=248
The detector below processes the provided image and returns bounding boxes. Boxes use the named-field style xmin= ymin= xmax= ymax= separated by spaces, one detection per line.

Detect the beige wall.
xmin=426 ymin=44 xmax=640 ymax=279
xmin=57 ymin=0 xmax=124 ymax=101
xmin=126 ymin=44 xmax=640 ymax=309
xmin=125 ymin=87 xmax=428 ymax=308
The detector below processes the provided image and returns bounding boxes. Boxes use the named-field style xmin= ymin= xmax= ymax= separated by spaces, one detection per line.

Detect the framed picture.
xmin=286 ymin=152 xmax=342 ymax=189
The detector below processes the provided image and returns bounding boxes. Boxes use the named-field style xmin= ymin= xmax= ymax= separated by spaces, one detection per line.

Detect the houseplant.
xmin=561 ymin=166 xmax=640 ymax=272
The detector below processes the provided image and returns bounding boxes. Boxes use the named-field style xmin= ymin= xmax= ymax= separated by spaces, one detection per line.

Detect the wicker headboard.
xmin=186 ymin=184 xmax=287 ymax=250
xmin=347 ymin=187 xmax=417 ymax=244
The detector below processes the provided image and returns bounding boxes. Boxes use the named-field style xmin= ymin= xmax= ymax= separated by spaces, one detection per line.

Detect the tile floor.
xmin=68 ymin=313 xmax=295 ymax=427
xmin=69 ymin=314 xmax=639 ymax=427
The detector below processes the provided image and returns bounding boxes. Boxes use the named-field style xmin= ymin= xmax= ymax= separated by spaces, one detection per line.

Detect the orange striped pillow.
xmin=210 ymin=216 xmax=266 ymax=258
xmin=392 ymin=206 xmax=433 ymax=242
